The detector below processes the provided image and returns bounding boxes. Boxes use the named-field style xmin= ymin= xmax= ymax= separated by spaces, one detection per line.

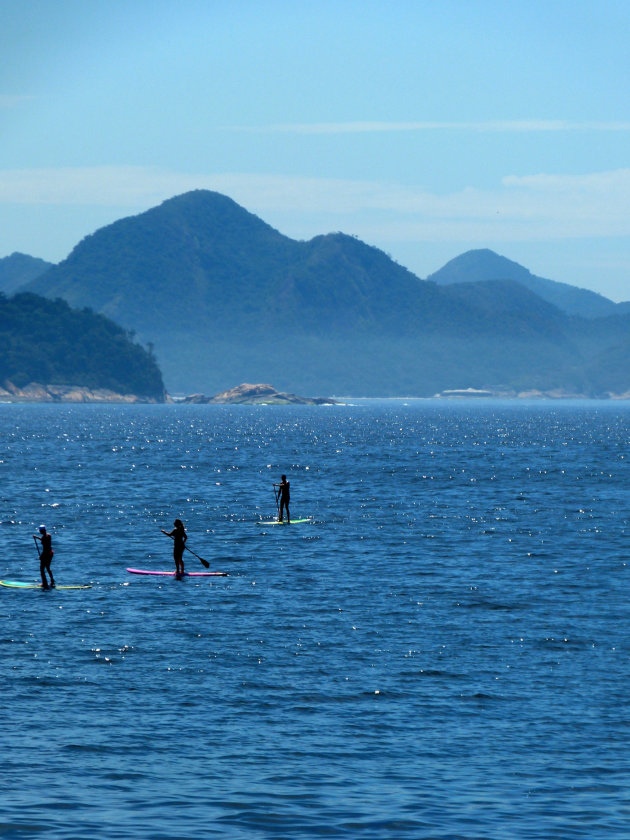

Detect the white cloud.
xmin=1 ymin=165 xmax=629 ymax=244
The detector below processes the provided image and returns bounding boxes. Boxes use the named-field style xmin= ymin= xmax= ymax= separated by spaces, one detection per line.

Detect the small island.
xmin=179 ymin=383 xmax=336 ymax=405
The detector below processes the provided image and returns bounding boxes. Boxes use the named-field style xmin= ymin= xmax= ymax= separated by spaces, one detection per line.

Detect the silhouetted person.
xmin=34 ymin=524 xmax=55 ymax=589
xmin=274 ymin=475 xmax=290 ymax=523
xmin=162 ymin=519 xmax=187 ymax=576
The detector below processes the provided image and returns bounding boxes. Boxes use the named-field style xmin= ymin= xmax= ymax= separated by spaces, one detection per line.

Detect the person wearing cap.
xmin=34 ymin=525 xmax=55 ymax=589
xmin=273 ymin=475 xmax=290 ymax=523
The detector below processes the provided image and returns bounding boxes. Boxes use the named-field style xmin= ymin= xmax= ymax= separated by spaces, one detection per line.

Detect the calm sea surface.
xmin=1 ymin=400 xmax=628 ymax=839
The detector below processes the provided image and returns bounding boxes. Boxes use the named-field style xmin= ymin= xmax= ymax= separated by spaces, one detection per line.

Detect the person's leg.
xmin=175 ymin=549 xmax=184 ymax=576
xmin=40 ymin=557 xmax=49 ymax=589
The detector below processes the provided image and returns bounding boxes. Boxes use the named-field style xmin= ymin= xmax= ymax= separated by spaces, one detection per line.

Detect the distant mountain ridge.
xmin=428 ymin=248 xmax=622 ymax=318
xmin=21 ymin=190 xmax=630 ymax=397
xmin=0 ymin=252 xmax=53 ymax=295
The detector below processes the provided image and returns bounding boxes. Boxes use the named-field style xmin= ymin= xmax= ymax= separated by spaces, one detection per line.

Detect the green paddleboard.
xmin=260 ymin=518 xmax=311 ymax=525
xmin=0 ymin=580 xmax=91 ymax=590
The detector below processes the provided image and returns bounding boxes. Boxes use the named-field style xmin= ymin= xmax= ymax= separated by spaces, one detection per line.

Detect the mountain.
xmin=428 ymin=249 xmax=621 ymax=319
xmin=22 ymin=191 xmax=630 ymax=397
xmin=0 ymin=252 xmax=54 ymax=295
xmin=24 ymin=191 xmax=449 ymax=337
xmin=23 ymin=191 xmax=457 ymax=392
xmin=0 ymin=292 xmax=165 ymax=399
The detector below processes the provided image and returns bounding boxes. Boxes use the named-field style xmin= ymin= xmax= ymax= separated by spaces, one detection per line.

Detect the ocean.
xmin=1 ymin=400 xmax=628 ymax=839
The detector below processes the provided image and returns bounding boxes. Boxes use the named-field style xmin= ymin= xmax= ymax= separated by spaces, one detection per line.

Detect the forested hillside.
xmin=0 ymin=293 xmax=165 ymax=399
xmin=22 ymin=191 xmax=630 ymax=397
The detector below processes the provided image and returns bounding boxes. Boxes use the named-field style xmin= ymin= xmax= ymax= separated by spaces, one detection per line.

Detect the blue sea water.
xmin=1 ymin=400 xmax=629 ymax=839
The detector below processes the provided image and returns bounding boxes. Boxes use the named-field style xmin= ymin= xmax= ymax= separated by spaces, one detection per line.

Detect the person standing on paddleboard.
xmin=34 ymin=524 xmax=55 ymax=589
xmin=162 ymin=519 xmax=187 ymax=576
xmin=274 ymin=475 xmax=290 ymax=523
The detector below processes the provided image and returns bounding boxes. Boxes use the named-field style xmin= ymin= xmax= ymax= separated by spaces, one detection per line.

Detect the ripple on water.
xmin=1 ymin=402 xmax=629 ymax=838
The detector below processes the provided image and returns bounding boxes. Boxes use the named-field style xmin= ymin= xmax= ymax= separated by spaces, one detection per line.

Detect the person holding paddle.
xmin=34 ymin=524 xmax=55 ymax=589
xmin=160 ymin=522 xmax=211 ymax=570
xmin=274 ymin=475 xmax=290 ymax=524
xmin=162 ymin=519 xmax=187 ymax=576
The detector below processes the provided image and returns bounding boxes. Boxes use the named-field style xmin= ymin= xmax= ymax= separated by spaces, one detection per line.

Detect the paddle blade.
xmin=200 ymin=557 xmax=210 ymax=568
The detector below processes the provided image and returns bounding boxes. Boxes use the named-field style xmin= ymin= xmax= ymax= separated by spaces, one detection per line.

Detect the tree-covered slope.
xmin=26 ymin=191 xmax=455 ymax=339
xmin=0 ymin=293 xmax=165 ymax=398
xmin=26 ymin=191 xmax=299 ymax=332
xmin=23 ymin=191 xmax=504 ymax=342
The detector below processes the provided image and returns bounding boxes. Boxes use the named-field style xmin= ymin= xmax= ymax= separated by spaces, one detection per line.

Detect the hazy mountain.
xmin=24 ymin=191 xmax=451 ymax=337
xmin=0 ymin=292 xmax=165 ymax=399
xmin=23 ymin=191 xmax=630 ymax=397
xmin=0 ymin=252 xmax=54 ymax=295
xmin=428 ymin=249 xmax=621 ymax=319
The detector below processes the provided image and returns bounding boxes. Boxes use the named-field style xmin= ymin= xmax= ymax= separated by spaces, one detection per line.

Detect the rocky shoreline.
xmin=0 ymin=381 xmax=165 ymax=403
xmin=435 ymin=387 xmax=630 ymax=400
xmin=4 ymin=380 xmax=630 ymax=404
xmin=0 ymin=380 xmax=335 ymax=405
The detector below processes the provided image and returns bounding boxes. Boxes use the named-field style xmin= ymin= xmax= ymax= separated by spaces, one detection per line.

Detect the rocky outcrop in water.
xmin=181 ymin=383 xmax=336 ymax=405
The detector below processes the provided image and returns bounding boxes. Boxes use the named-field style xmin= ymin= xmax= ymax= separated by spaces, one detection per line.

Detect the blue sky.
xmin=1 ymin=0 xmax=630 ymax=299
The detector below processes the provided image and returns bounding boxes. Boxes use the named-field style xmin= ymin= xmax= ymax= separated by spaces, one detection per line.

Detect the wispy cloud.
xmin=1 ymin=165 xmax=629 ymax=244
xmin=0 ymin=94 xmax=33 ymax=108
xmin=503 ymin=170 xmax=630 ymax=192
xmin=226 ymin=120 xmax=630 ymax=135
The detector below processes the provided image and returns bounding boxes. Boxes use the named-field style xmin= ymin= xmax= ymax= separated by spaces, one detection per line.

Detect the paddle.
xmin=273 ymin=485 xmax=280 ymax=519
xmin=161 ymin=530 xmax=210 ymax=569
xmin=184 ymin=543 xmax=210 ymax=569
xmin=33 ymin=535 xmax=41 ymax=559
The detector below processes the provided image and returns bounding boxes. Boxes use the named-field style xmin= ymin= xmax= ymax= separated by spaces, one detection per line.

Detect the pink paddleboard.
xmin=126 ymin=568 xmax=228 ymax=577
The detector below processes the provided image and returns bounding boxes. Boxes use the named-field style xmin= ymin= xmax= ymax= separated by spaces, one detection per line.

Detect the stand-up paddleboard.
xmin=126 ymin=568 xmax=228 ymax=577
xmin=0 ymin=580 xmax=91 ymax=590
xmin=260 ymin=518 xmax=311 ymax=525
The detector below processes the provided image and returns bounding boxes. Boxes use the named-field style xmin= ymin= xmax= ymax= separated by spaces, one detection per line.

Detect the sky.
xmin=1 ymin=0 xmax=630 ymax=300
